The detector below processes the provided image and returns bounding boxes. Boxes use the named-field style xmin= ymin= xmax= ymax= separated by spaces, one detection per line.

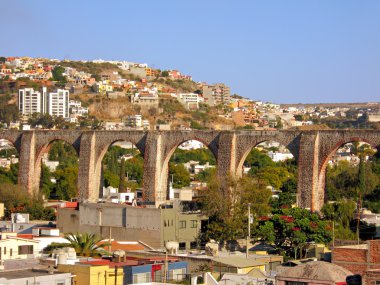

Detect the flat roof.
xmin=0 ymin=269 xmax=69 ymax=279
xmin=335 ymin=244 xmax=368 ymax=250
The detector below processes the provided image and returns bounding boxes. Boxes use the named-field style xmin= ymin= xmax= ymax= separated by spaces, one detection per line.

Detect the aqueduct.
xmin=1 ymin=129 xmax=380 ymax=211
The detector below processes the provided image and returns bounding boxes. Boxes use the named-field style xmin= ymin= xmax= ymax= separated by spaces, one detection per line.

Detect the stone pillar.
xmin=216 ymin=132 xmax=237 ymax=179
xmin=78 ymin=131 xmax=97 ymax=202
xmin=142 ymin=132 xmax=165 ymax=206
xmin=18 ymin=131 xmax=37 ymax=195
xmin=297 ymin=132 xmax=321 ymax=211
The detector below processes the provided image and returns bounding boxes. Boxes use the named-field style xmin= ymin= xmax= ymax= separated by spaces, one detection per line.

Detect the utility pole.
xmin=246 ymin=203 xmax=251 ymax=259
xmin=332 ymin=220 xmax=335 ymax=249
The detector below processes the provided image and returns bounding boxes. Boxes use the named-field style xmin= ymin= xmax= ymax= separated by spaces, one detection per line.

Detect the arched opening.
xmin=321 ymin=140 xmax=379 ymax=241
xmin=0 ymin=139 xmax=19 ymax=186
xmin=241 ymin=141 xmax=298 ymax=209
xmin=37 ymin=140 xmax=79 ymax=201
xmin=165 ymin=140 xmax=217 ymax=209
xmin=0 ymin=138 xmax=56 ymax=221
xmin=99 ymin=141 xmax=144 ymax=204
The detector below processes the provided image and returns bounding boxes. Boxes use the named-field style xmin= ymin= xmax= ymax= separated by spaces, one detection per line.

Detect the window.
xmin=18 ymin=245 xmax=33 ymax=255
xmin=190 ymin=242 xmax=197 ymax=249
xmin=190 ymin=220 xmax=197 ymax=228
xmin=179 ymin=221 xmax=186 ymax=229
xmin=133 ymin=272 xmax=151 ymax=284
xmin=10 ymin=249 xmax=12 ymax=257
xmin=285 ymin=282 xmax=307 ymax=285
xmin=56 ymin=281 xmax=65 ymax=285
xmin=169 ymin=268 xmax=186 ymax=281
xmin=3 ymin=247 xmax=6 ymax=255
xmin=179 ymin=242 xmax=186 ymax=251
xmin=375 ymin=281 xmax=380 ymax=285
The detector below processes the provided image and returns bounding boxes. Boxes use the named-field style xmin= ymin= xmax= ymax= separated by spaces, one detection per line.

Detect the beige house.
xmin=0 ymin=233 xmax=40 ymax=269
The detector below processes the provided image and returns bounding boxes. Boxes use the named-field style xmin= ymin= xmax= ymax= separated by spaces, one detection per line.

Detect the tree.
xmin=254 ymin=207 xmax=332 ymax=258
xmin=52 ymin=66 xmax=67 ymax=83
xmin=64 ymin=233 xmax=109 ymax=257
xmin=201 ymin=174 xmax=271 ymax=242
xmin=321 ymin=201 xmax=357 ymax=240
xmin=161 ymin=70 xmax=169 ymax=77
xmin=40 ymin=164 xmax=54 ymax=198
xmin=54 ymin=167 xmax=78 ymax=200
xmin=245 ymin=149 xmax=275 ymax=173
xmin=0 ymin=183 xmax=55 ymax=220
xmin=169 ymin=163 xmax=190 ymax=188
xmin=103 ymin=169 xmax=119 ymax=188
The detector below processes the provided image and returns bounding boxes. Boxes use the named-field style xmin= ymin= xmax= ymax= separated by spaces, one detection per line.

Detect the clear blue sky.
xmin=2 ymin=0 xmax=380 ymax=103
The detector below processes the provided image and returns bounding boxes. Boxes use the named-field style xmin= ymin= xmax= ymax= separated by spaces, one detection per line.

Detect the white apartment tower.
xmin=18 ymin=87 xmax=47 ymax=115
xmin=47 ymin=89 xmax=69 ymax=118
xmin=18 ymin=87 xmax=69 ymax=118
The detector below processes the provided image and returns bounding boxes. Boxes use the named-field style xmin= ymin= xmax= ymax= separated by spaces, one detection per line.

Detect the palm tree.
xmin=64 ymin=233 xmax=109 ymax=257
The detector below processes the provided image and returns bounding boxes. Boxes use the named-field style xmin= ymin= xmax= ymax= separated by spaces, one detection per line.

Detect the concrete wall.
xmin=161 ymin=208 xmax=207 ymax=249
xmin=58 ymin=204 xmax=162 ymax=248
xmin=2 ymin=130 xmax=380 ymax=211
xmin=57 ymin=204 xmax=207 ymax=249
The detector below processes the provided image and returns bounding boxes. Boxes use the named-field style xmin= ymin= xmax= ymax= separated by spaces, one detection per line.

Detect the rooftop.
xmin=277 ymin=261 xmax=353 ymax=282
xmin=0 ymin=269 xmax=69 ymax=279
xmin=335 ymin=244 xmax=368 ymax=250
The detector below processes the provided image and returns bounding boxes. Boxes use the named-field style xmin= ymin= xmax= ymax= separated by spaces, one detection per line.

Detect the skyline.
xmin=2 ymin=0 xmax=380 ymax=103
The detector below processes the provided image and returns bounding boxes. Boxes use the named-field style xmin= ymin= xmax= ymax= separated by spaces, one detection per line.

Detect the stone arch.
xmin=95 ymin=140 xmax=145 ymax=198
xmin=235 ymin=132 xmax=300 ymax=178
xmin=33 ymin=137 xmax=81 ymax=196
xmin=0 ymin=131 xmax=22 ymax=153
xmin=316 ymin=136 xmax=379 ymax=208
xmin=92 ymin=131 xmax=148 ymax=200
xmin=0 ymin=137 xmax=21 ymax=186
xmin=159 ymin=133 xmax=219 ymax=203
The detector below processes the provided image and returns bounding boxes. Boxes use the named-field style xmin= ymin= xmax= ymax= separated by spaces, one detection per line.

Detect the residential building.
xmin=231 ymin=109 xmax=258 ymax=126
xmin=58 ymin=255 xmax=187 ymax=285
xmin=202 ymin=83 xmax=230 ymax=106
xmin=18 ymin=87 xmax=47 ymax=115
xmin=46 ymin=89 xmax=69 ymax=118
xmin=177 ymin=93 xmax=203 ymax=110
xmin=58 ymin=263 xmax=123 ymax=285
xmin=0 ymin=233 xmax=40 ymax=269
xmin=18 ymin=88 xmax=70 ymax=118
xmin=0 ymin=269 xmax=72 ymax=285
xmin=131 ymin=93 xmax=159 ymax=109
xmin=101 ymin=186 xmax=136 ymax=204
xmin=125 ymin=115 xmax=143 ymax=129
xmin=57 ymin=203 xmax=208 ymax=250
xmin=93 ymin=82 xmax=113 ymax=94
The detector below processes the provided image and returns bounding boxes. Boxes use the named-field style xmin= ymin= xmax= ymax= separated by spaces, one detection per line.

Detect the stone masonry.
xmin=1 ymin=130 xmax=380 ymax=211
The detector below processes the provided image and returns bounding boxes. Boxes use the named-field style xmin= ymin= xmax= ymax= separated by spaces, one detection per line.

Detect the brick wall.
xmin=332 ymin=241 xmax=380 ymax=284
xmin=333 ymin=247 xmax=367 ymax=276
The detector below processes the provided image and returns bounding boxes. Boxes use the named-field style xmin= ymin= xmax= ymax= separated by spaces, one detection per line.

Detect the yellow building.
xmin=212 ymin=255 xmax=283 ymax=275
xmin=58 ymin=263 xmax=123 ymax=285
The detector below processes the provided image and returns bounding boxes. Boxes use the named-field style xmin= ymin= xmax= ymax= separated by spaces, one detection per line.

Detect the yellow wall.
xmin=58 ymin=264 xmax=123 ymax=285
xmin=238 ymin=265 xmax=265 ymax=274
